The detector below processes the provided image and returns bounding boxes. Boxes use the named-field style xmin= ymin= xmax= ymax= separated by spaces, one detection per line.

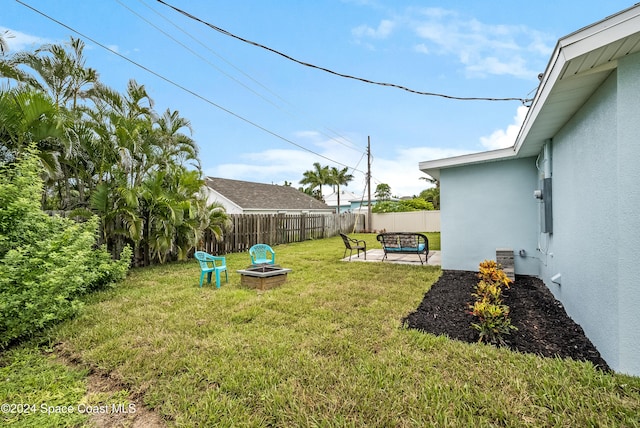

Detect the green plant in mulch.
xmin=469 ymin=260 xmax=517 ymax=345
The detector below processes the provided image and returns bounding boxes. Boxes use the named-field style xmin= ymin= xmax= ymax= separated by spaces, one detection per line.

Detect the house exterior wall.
xmin=541 ymin=54 xmax=640 ymax=375
xmin=616 ymin=51 xmax=640 ymax=376
xmin=204 ymin=188 xmax=243 ymax=214
xmin=439 ymin=157 xmax=539 ymax=275
xmin=540 ymin=71 xmax=620 ymax=370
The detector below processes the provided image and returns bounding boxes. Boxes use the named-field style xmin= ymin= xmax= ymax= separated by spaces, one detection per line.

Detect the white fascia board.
xmin=422 ymin=4 xmax=640 ymax=179
xmin=560 ymin=5 xmax=640 ymax=55
xmin=514 ymin=6 xmax=640 ymax=154
xmin=511 ymin=47 xmax=565 ymax=154
xmin=419 ymin=147 xmax=517 ymax=180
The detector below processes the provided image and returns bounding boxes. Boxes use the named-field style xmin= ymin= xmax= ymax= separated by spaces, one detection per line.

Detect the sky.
xmin=2 ymin=0 xmax=636 ymax=198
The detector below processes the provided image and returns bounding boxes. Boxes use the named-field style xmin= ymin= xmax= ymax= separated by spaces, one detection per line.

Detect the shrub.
xmin=477 ymin=259 xmax=512 ymax=288
xmin=371 ymin=197 xmax=435 ymax=213
xmin=0 ymin=151 xmax=131 ymax=348
xmin=473 ymin=280 xmax=503 ymax=303
xmin=469 ymin=260 xmax=516 ymax=345
xmin=469 ymin=299 xmax=516 ymax=346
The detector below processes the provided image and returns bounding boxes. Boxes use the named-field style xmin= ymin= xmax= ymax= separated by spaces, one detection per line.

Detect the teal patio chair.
xmin=194 ymin=251 xmax=228 ymax=288
xmin=249 ymin=244 xmax=276 ymax=265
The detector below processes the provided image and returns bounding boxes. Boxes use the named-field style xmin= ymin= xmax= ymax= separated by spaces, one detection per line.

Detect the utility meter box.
xmin=496 ymin=248 xmax=515 ymax=281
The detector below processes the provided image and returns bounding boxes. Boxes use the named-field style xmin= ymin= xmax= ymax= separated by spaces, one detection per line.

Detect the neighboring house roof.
xmin=420 ymin=4 xmax=640 ymax=179
xmin=205 ymin=177 xmax=332 ymax=212
xmin=323 ymin=190 xmax=361 ymax=207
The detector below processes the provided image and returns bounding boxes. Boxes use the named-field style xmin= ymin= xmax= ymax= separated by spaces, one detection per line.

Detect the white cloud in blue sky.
xmin=2 ymin=1 xmax=633 ymax=197
xmin=351 ymin=7 xmax=555 ymax=80
xmin=352 ymin=20 xmax=396 ymax=39
xmin=480 ymin=106 xmax=528 ymax=150
xmin=0 ymin=26 xmax=50 ymax=53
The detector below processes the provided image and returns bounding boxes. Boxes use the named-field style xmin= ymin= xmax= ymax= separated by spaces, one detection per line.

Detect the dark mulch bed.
xmin=403 ymin=270 xmax=610 ymax=371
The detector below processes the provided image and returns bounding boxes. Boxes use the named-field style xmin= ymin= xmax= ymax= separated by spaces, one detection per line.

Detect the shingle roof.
xmin=205 ymin=177 xmax=331 ymax=211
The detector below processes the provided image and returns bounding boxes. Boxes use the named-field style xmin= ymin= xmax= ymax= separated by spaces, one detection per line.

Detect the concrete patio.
xmin=341 ymin=249 xmax=441 ymax=266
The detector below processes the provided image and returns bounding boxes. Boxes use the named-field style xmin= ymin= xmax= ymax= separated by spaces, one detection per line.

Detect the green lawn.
xmin=2 ymin=233 xmax=639 ymax=427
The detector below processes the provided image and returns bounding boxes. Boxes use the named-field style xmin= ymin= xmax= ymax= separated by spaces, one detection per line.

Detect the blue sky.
xmin=2 ymin=1 xmax=635 ymax=197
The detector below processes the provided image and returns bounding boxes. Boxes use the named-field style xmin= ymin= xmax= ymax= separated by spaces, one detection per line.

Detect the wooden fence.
xmin=200 ymin=212 xmax=364 ymax=255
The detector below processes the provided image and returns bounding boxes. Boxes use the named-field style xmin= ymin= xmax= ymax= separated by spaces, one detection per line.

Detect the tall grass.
xmin=2 ymin=233 xmax=639 ymax=427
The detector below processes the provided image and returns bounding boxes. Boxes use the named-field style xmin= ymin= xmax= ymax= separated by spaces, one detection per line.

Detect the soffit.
xmin=517 ymin=29 xmax=640 ymax=158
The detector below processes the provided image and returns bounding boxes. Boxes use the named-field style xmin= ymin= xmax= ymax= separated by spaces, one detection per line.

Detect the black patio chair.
xmin=340 ymin=233 xmax=367 ymax=261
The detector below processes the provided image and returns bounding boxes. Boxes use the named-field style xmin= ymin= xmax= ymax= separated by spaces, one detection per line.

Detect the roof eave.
xmin=419 ymin=146 xmax=517 ymax=180
xmin=420 ymin=4 xmax=640 ymax=179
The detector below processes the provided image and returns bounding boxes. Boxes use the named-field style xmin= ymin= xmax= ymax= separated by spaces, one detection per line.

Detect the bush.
xmin=477 ymin=260 xmax=512 ymax=288
xmin=469 ymin=260 xmax=516 ymax=345
xmin=0 ymin=151 xmax=131 ymax=347
xmin=372 ymin=197 xmax=434 ymax=213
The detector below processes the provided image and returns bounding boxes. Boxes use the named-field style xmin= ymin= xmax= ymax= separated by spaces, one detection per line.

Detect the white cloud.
xmin=370 ymin=146 xmax=473 ymax=197
xmin=413 ymin=43 xmax=429 ymax=54
xmin=351 ymin=19 xmax=395 ymax=39
xmin=465 ymin=55 xmax=532 ymax=79
xmin=0 ymin=27 xmax=50 ymax=53
xmin=206 ymin=132 xmax=368 ymax=191
xmin=479 ymin=105 xmax=528 ymax=150
xmin=411 ymin=10 xmax=553 ymax=79
xmin=293 ymin=130 xmax=321 ymax=139
xmin=351 ymin=7 xmax=554 ymax=80
xmin=207 ymin=133 xmax=474 ymax=199
xmin=208 ymin=148 xmax=318 ymax=184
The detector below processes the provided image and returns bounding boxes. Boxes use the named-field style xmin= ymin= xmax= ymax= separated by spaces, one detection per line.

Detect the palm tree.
xmin=153 ymin=108 xmax=200 ymax=171
xmin=206 ymin=202 xmax=231 ymax=241
xmin=0 ymin=30 xmax=33 ymax=83
xmin=89 ymin=180 xmax=142 ymax=258
xmin=1 ymin=30 xmax=12 ymax=56
xmin=3 ymin=37 xmax=100 ymax=210
xmin=2 ymin=37 xmax=215 ymax=266
xmin=0 ymin=87 xmax=65 ymax=172
xmin=10 ymin=37 xmax=98 ymax=109
xmin=328 ymin=166 xmax=354 ymax=214
xmin=419 ymin=176 xmax=440 ymax=209
xmin=171 ymin=168 xmax=214 ymax=261
xmin=140 ymin=169 xmax=177 ymax=264
xmin=88 ymin=80 xmax=155 ymax=189
xmin=300 ymin=162 xmax=329 ymax=201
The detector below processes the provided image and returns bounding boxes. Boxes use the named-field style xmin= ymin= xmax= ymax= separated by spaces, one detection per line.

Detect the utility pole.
xmin=367 ymin=136 xmax=372 ymax=232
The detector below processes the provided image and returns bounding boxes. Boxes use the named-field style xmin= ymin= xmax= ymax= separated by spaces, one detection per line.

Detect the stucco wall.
xmin=541 ymin=71 xmax=620 ymax=370
xmin=440 ymin=157 xmax=539 ymax=275
xmin=616 ymin=51 xmax=640 ymax=376
xmin=542 ymin=52 xmax=640 ymax=375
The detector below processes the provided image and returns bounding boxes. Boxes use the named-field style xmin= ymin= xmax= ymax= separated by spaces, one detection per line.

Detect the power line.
xmin=128 ymin=0 xmax=363 ymax=153
xmin=156 ymin=0 xmax=532 ymax=104
xmin=15 ymin=0 xmax=366 ymax=174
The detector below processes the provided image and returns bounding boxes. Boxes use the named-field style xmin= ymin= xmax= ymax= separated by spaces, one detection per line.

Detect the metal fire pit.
xmin=236 ymin=264 xmax=292 ymax=290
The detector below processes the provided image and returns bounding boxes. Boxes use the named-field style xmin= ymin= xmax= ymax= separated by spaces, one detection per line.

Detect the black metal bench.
xmin=376 ymin=232 xmax=429 ymax=265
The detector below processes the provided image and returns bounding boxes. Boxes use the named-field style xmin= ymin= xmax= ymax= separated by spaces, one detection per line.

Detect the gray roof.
xmin=205 ymin=177 xmax=331 ymax=211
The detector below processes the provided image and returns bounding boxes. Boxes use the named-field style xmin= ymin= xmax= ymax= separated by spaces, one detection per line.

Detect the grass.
xmin=2 ymin=232 xmax=640 ymax=427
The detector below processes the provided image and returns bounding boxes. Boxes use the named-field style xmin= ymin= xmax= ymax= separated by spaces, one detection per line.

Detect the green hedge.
xmin=0 ymin=152 xmax=131 ymax=347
